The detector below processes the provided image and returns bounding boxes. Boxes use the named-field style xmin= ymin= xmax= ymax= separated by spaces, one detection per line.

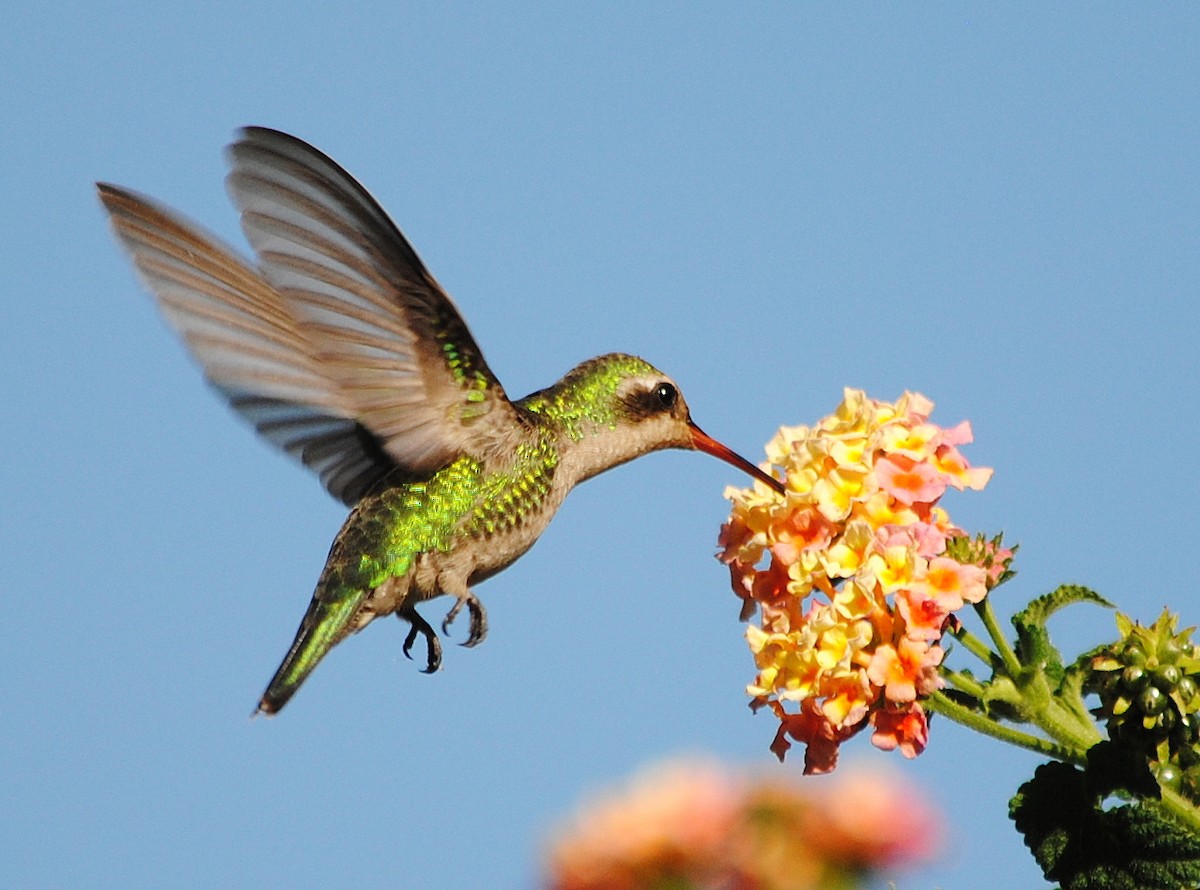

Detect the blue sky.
xmin=3 ymin=5 xmax=1198 ymax=888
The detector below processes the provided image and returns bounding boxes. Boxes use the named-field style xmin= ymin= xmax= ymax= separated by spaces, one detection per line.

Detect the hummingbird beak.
xmin=688 ymin=420 xmax=786 ymax=495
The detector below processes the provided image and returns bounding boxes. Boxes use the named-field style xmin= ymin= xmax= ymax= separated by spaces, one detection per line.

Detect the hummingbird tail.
xmin=256 ymin=588 xmax=366 ymax=715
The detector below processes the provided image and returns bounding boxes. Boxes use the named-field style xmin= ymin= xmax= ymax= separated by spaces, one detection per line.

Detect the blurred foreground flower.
xmin=719 ymin=389 xmax=1004 ymax=772
xmin=542 ymin=759 xmax=939 ymax=890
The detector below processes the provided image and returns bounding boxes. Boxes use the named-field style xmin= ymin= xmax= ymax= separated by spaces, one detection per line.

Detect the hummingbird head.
xmin=535 ymin=354 xmax=784 ymax=494
xmin=615 ymin=369 xmax=784 ymax=494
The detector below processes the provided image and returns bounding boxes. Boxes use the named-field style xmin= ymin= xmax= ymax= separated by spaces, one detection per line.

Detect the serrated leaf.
xmin=1013 ymin=586 xmax=1114 ymax=681
xmin=1016 ymin=585 xmax=1114 ymax=631
xmin=1011 ymin=761 xmax=1200 ymax=889
xmin=1011 ymin=762 xmax=1090 ymax=880
xmin=1086 ymin=741 xmax=1160 ymax=800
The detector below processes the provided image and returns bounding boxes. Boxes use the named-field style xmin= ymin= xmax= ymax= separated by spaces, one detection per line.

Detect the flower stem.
xmin=976 ymin=597 xmax=1023 ymax=677
xmin=941 ymin=668 xmax=987 ymax=699
xmin=924 ymin=690 xmax=1087 ymax=765
xmin=949 ymin=624 xmax=999 ymax=669
xmin=1033 ymin=699 xmax=1104 ymax=753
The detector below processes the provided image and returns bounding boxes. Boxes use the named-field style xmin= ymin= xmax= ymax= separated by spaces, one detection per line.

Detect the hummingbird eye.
xmin=654 ymin=382 xmax=678 ymax=409
xmin=620 ymin=379 xmax=681 ymax=420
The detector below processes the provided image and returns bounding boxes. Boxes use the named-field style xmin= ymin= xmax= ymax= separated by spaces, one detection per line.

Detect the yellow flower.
xmin=855 ymin=489 xmax=919 ymax=528
xmin=895 ymin=390 xmax=934 ymax=420
xmin=865 ymin=546 xmax=922 ymax=595
xmin=828 ymin=432 xmax=869 ymax=470
xmin=764 ymin=423 xmax=808 ymax=465
xmin=746 ymin=625 xmax=820 ymax=700
xmin=820 ymin=519 xmax=875 ymax=580
xmin=718 ymin=388 xmax=994 ymax=768
xmin=826 ymin=387 xmax=872 ymax=432
xmin=877 ymin=421 xmax=939 ymax=459
xmin=832 ymin=578 xmax=879 ymax=622
xmin=820 ymin=672 xmax=874 ymax=728
xmin=810 ymin=604 xmax=873 ymax=674
xmin=812 ymin=465 xmax=868 ymax=522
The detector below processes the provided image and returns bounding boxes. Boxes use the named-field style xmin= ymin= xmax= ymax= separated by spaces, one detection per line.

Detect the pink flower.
xmin=978 ymin=541 xmax=1016 ymax=586
xmin=770 ymin=699 xmax=865 ymax=774
xmin=895 ymin=586 xmax=952 ymax=642
xmin=938 ymin=419 xmax=974 ymax=447
xmin=720 ymin=390 xmax=997 ymax=767
xmin=870 ymin=703 xmax=931 ymax=758
xmin=542 ymin=760 xmax=741 ymax=890
xmin=716 ymin=518 xmax=753 ymax=565
xmin=874 ymin=455 xmax=946 ymax=505
xmin=770 ymin=505 xmax=836 ymax=565
xmin=911 ymin=556 xmax=989 ymax=610
xmin=934 ymin=427 xmax=993 ymax=491
xmin=866 ymin=637 xmax=944 ymax=703
xmin=911 ymin=509 xmax=962 ymax=557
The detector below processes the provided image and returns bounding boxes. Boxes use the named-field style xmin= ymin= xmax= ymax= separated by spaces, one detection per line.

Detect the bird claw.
xmin=400 ymin=608 xmax=442 ymax=673
xmin=441 ymin=592 xmax=488 ymax=648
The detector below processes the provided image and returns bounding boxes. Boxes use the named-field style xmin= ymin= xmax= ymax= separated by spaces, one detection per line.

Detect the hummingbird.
xmin=98 ymin=127 xmax=784 ymax=715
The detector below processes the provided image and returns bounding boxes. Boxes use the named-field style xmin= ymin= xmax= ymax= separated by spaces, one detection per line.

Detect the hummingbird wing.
xmin=100 ymin=129 xmax=517 ymax=506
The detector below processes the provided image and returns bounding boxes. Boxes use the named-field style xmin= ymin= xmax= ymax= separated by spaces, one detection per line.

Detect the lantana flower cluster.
xmin=543 ymin=759 xmax=939 ymax=890
xmin=719 ymin=389 xmax=1005 ymax=773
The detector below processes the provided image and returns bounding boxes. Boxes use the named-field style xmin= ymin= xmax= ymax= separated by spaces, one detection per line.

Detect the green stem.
xmin=976 ymin=597 xmax=1023 ymax=677
xmin=949 ymin=624 xmax=997 ymax=668
xmin=1037 ymin=697 xmax=1104 ymax=752
xmin=941 ymin=668 xmax=988 ymax=700
xmin=940 ymin=676 xmax=998 ymax=710
xmin=924 ymin=689 xmax=1087 ymax=766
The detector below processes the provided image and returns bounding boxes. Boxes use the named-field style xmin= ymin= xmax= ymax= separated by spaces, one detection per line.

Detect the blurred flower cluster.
xmin=718 ymin=389 xmax=1008 ymax=772
xmin=542 ymin=759 xmax=939 ymax=890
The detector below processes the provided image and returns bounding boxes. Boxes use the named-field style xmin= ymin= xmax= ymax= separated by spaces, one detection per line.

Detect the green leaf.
xmin=1086 ymin=741 xmax=1160 ymax=801
xmin=1062 ymin=646 xmax=1110 ymax=722
xmin=1014 ymin=585 xmax=1113 ymax=638
xmin=1013 ymin=586 xmax=1114 ymax=683
xmin=1011 ymin=761 xmax=1200 ymax=889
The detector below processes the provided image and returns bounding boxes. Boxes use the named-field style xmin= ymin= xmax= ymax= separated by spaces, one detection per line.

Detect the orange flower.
xmin=895 ymin=586 xmax=952 ymax=642
xmin=910 ymin=556 xmax=988 ymax=611
xmin=719 ymin=390 xmax=994 ymax=768
xmin=874 ymin=454 xmax=946 ymax=505
xmin=866 ymin=637 xmax=944 ymax=703
xmin=870 ymin=704 xmax=932 ymax=759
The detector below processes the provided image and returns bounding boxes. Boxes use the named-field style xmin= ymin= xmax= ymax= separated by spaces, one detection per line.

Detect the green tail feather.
xmin=256 ymin=587 xmax=365 ymax=715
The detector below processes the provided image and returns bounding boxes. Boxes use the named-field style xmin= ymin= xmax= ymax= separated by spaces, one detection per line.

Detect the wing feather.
xmin=99 ymin=128 xmax=520 ymax=505
xmin=100 ymin=184 xmax=395 ymax=504
xmin=225 ymin=127 xmax=515 ymax=468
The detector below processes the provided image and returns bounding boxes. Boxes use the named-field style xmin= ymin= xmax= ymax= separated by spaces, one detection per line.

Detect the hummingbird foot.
xmin=441 ymin=590 xmax=488 ymax=648
xmin=400 ymin=605 xmax=442 ymax=673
